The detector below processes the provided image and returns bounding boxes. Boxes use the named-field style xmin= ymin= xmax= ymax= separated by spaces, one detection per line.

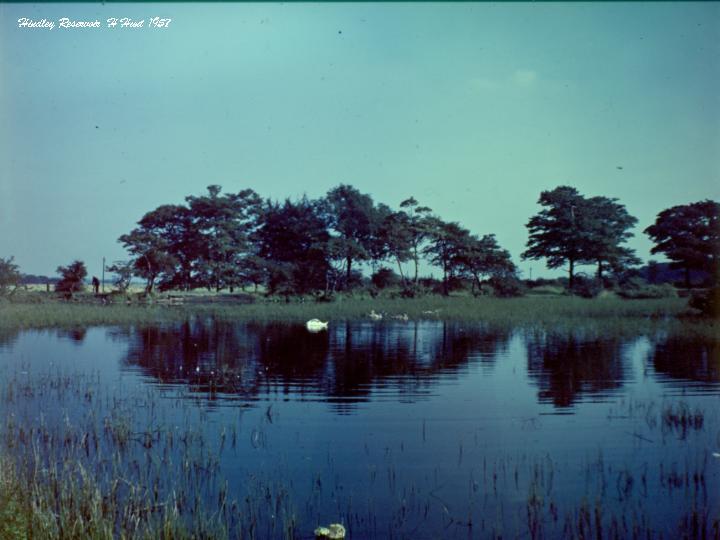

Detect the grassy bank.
xmin=0 ymin=294 xmax=696 ymax=325
xmin=1 ymin=294 xmax=716 ymax=340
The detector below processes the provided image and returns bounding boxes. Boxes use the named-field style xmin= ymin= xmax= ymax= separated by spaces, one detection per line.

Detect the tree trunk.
xmin=597 ymin=260 xmax=603 ymax=281
xmin=442 ymin=263 xmax=449 ymax=296
xmin=472 ymin=273 xmax=482 ymax=296
xmin=395 ymin=257 xmax=407 ymax=287
xmin=346 ymin=256 xmax=352 ymax=289
xmin=413 ymin=247 xmax=420 ymax=284
xmin=568 ymin=259 xmax=575 ymax=290
xmin=685 ymin=267 xmax=691 ymax=289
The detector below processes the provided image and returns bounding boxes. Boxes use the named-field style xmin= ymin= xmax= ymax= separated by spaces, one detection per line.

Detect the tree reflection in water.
xmin=115 ymin=320 xmax=511 ymax=411
xmin=651 ymin=335 xmax=720 ymax=386
xmin=525 ymin=331 xmax=627 ymax=409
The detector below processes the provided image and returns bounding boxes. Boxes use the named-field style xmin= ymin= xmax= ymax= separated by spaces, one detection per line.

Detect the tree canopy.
xmin=0 ymin=257 xmax=21 ymax=296
xmin=56 ymin=260 xmax=87 ymax=296
xmin=645 ymin=200 xmax=719 ymax=287
xmin=522 ymin=186 xmax=638 ymax=288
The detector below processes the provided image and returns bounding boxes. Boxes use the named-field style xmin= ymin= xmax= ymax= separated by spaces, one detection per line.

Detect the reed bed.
xmin=1 ymin=296 xmax=714 ymax=337
xmin=1 ymin=366 xmax=717 ymax=539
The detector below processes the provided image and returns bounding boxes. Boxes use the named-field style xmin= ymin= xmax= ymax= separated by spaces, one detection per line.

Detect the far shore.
xmin=1 ymin=291 xmax=716 ymax=340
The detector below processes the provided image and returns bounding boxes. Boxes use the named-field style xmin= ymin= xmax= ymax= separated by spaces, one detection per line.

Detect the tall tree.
xmin=583 ymin=196 xmax=639 ymax=280
xmin=460 ymin=234 xmax=516 ymax=294
xmin=135 ymin=204 xmax=198 ymax=291
xmin=106 ymin=260 xmax=133 ymax=292
xmin=382 ymin=210 xmax=413 ymax=286
xmin=399 ymin=197 xmax=433 ymax=285
xmin=522 ymin=186 xmax=589 ymax=289
xmin=186 ymin=185 xmax=262 ymax=292
xmin=645 ymin=200 xmax=720 ymax=287
xmin=119 ymin=228 xmax=176 ymax=293
xmin=256 ymin=197 xmax=331 ymax=298
xmin=423 ymin=218 xmax=471 ymax=296
xmin=324 ymin=184 xmax=375 ymax=288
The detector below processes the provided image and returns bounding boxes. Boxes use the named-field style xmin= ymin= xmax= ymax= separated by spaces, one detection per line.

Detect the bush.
xmin=490 ymin=274 xmax=526 ymax=298
xmin=689 ymin=286 xmax=719 ymax=317
xmin=371 ymin=267 xmax=400 ymax=289
xmin=616 ymin=277 xmax=678 ymax=299
xmin=571 ymin=275 xmax=603 ymax=298
xmin=55 ymin=260 xmax=87 ymax=296
xmin=0 ymin=257 xmax=21 ymax=297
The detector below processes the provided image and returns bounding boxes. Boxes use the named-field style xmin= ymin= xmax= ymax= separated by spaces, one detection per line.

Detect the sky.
xmin=1 ymin=2 xmax=719 ymax=279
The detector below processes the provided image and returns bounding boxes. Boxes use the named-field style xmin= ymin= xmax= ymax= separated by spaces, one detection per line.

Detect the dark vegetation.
xmin=109 ymin=185 xmax=720 ymax=301
xmin=4 ymin=186 xmax=718 ymax=314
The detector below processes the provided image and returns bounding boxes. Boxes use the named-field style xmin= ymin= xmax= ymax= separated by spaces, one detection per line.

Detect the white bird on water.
xmin=369 ymin=309 xmax=383 ymax=321
xmin=306 ymin=319 xmax=329 ymax=332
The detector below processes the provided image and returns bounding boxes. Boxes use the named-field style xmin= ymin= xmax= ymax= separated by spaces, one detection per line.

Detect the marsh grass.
xmin=1 ymin=296 xmax=715 ymax=340
xmin=1 ymin=368 xmax=718 ymax=539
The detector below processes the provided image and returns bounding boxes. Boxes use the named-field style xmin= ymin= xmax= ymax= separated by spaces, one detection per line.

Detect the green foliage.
xmin=523 ymin=186 xmax=639 ymax=287
xmin=422 ymin=218 xmax=470 ymax=296
xmin=523 ymin=186 xmax=587 ymax=286
xmin=371 ymin=267 xmax=400 ymax=289
xmin=256 ymin=197 xmax=331 ymax=297
xmin=688 ymin=286 xmax=720 ymax=317
xmin=0 ymin=461 xmax=28 ymax=540
xmin=0 ymin=257 xmax=20 ymax=296
xmin=324 ymin=184 xmax=377 ymax=287
xmin=106 ymin=260 xmax=133 ymax=292
xmin=119 ymin=227 xmax=177 ymax=293
xmin=489 ymin=274 xmax=527 ymax=297
xmin=382 ymin=197 xmax=433 ymax=286
xmin=570 ymin=276 xmax=603 ymax=298
xmin=645 ymin=200 xmax=720 ymax=287
xmin=461 ymin=234 xmax=517 ymax=293
xmin=186 ymin=185 xmax=262 ymax=291
xmin=55 ymin=260 xmax=87 ymax=295
xmin=617 ymin=278 xmax=678 ymax=300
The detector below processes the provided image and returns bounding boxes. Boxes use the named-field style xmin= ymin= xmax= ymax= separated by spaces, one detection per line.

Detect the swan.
xmin=306 ymin=318 xmax=329 ymax=332
xmin=369 ymin=309 xmax=383 ymax=320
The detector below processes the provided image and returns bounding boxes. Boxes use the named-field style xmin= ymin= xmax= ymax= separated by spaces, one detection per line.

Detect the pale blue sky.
xmin=1 ymin=2 xmax=718 ymax=278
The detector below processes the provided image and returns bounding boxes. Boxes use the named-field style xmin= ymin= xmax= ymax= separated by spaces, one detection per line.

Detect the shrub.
xmin=617 ymin=277 xmax=678 ymax=299
xmin=55 ymin=260 xmax=88 ymax=297
xmin=371 ymin=267 xmax=400 ymax=289
xmin=490 ymin=274 xmax=526 ymax=298
xmin=0 ymin=257 xmax=21 ymax=297
xmin=689 ymin=286 xmax=719 ymax=317
xmin=571 ymin=275 xmax=603 ymax=298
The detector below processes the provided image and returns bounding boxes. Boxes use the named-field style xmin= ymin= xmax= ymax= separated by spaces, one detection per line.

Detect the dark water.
xmin=1 ymin=320 xmax=718 ymax=538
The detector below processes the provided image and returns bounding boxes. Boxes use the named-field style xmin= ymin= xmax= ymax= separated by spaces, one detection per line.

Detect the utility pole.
xmin=102 ymin=257 xmax=105 ymax=293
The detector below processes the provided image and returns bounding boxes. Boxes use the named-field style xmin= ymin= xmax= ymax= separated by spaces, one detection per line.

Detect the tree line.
xmin=113 ymin=184 xmax=517 ymax=297
xmin=109 ymin=183 xmax=717 ymax=297
xmin=0 ymin=185 xmax=716 ymax=298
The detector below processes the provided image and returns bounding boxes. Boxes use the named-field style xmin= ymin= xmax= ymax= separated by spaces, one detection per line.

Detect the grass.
xmin=0 ymin=293 xmax=708 ymax=323
xmin=1 ymin=293 xmax=716 ymax=344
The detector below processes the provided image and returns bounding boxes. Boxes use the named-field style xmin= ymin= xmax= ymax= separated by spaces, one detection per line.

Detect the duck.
xmin=306 ymin=319 xmax=329 ymax=332
xmin=369 ymin=309 xmax=383 ymax=321
xmin=392 ymin=313 xmax=409 ymax=321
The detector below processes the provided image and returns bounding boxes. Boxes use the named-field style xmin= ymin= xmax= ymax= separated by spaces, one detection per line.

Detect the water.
xmin=1 ymin=320 xmax=718 ymax=538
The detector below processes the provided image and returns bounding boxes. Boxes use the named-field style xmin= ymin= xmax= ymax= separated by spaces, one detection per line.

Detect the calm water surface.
xmin=1 ymin=320 xmax=718 ymax=538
